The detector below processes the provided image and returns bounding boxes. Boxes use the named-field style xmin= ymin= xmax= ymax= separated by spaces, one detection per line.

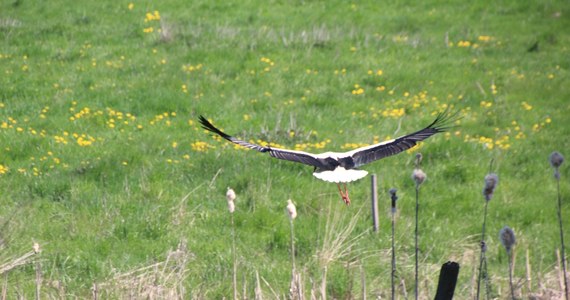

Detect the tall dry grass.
xmin=0 ymin=243 xmax=41 ymax=299
xmin=93 ymin=241 xmax=191 ymax=299
xmin=315 ymin=203 xmax=366 ymax=299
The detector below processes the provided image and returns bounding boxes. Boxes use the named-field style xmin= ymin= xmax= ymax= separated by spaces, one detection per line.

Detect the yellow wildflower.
xmin=76 ymin=135 xmax=96 ymax=147
xmin=352 ymin=84 xmax=364 ymax=95
xmin=521 ymin=101 xmax=532 ymax=111
xmin=191 ymin=141 xmax=213 ymax=152
xmin=457 ymin=40 xmax=471 ymax=47
xmin=144 ymin=11 xmax=160 ymax=22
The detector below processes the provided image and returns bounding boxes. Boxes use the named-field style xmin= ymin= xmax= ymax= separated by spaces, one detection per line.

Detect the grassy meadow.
xmin=1 ymin=0 xmax=569 ymax=298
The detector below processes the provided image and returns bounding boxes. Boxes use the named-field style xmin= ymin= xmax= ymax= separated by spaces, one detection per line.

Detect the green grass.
xmin=1 ymin=0 xmax=569 ymax=298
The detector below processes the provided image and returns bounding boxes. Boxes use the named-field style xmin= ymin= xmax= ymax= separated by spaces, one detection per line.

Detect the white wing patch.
xmin=312 ymin=167 xmax=369 ymax=183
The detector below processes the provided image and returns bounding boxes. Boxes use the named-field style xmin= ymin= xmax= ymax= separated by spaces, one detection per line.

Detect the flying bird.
xmin=199 ymin=110 xmax=457 ymax=205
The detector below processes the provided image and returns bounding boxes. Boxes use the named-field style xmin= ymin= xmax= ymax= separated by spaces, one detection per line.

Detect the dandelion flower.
xmin=499 ymin=226 xmax=516 ymax=253
xmin=0 ymin=164 xmax=9 ymax=175
xmin=483 ymin=173 xmax=499 ymax=201
xmin=286 ymin=199 xmax=297 ymax=220
xmin=226 ymin=187 xmax=236 ymax=202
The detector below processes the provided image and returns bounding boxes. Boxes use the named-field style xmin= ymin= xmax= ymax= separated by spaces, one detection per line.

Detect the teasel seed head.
xmin=286 ymin=199 xmax=297 ymax=220
xmin=226 ymin=187 xmax=236 ymax=213
xmin=483 ymin=173 xmax=499 ymax=201
xmin=227 ymin=200 xmax=235 ymax=213
xmin=550 ymin=151 xmax=564 ymax=179
xmin=389 ymin=188 xmax=398 ymax=214
xmin=412 ymin=168 xmax=427 ymax=187
xmin=226 ymin=187 xmax=236 ymax=202
xmin=415 ymin=153 xmax=423 ymax=168
xmin=550 ymin=151 xmax=564 ymax=168
xmin=499 ymin=226 xmax=516 ymax=254
xmin=33 ymin=242 xmax=41 ymax=254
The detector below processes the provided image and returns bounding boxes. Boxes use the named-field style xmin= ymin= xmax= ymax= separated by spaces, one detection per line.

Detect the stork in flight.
xmin=199 ymin=110 xmax=456 ymax=205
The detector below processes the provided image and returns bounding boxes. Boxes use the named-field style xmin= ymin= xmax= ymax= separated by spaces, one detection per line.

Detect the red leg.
xmin=343 ymin=183 xmax=351 ymax=206
xmin=337 ymin=183 xmax=344 ymax=198
xmin=336 ymin=183 xmax=351 ymax=206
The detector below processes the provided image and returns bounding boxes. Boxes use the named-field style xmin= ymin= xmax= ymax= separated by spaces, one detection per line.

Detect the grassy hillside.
xmin=1 ymin=0 xmax=569 ymax=298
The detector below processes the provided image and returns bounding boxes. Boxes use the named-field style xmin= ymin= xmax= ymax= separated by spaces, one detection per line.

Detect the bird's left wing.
xmin=199 ymin=115 xmax=267 ymax=152
xmin=348 ymin=110 xmax=458 ymax=168
xmin=199 ymin=116 xmax=327 ymax=169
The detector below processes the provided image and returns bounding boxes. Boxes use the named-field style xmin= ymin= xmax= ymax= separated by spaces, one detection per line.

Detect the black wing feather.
xmin=199 ymin=115 xmax=267 ymax=152
xmin=351 ymin=109 xmax=459 ymax=167
xmin=198 ymin=115 xmax=327 ymax=168
xmin=268 ymin=150 xmax=328 ymax=168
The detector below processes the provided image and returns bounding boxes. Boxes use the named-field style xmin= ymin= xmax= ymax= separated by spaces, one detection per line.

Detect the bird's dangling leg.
xmin=336 ymin=183 xmax=351 ymax=206
xmin=343 ymin=183 xmax=351 ymax=206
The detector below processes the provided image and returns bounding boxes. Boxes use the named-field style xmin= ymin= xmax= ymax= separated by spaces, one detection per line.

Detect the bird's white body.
xmin=311 ymin=149 xmax=393 ymax=183
xmin=313 ymin=167 xmax=368 ymax=183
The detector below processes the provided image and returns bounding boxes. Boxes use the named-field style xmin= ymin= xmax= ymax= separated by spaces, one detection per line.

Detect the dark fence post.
xmin=434 ymin=261 xmax=460 ymax=300
xmin=371 ymin=174 xmax=379 ymax=232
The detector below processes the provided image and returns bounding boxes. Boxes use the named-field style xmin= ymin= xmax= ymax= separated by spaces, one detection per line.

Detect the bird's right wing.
xmin=199 ymin=115 xmax=327 ymax=169
xmin=348 ymin=109 xmax=459 ymax=167
xmin=267 ymin=147 xmax=328 ymax=168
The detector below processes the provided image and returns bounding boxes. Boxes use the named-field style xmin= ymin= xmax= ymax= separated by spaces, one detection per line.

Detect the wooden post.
xmin=371 ymin=174 xmax=379 ymax=232
xmin=434 ymin=261 xmax=460 ymax=300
